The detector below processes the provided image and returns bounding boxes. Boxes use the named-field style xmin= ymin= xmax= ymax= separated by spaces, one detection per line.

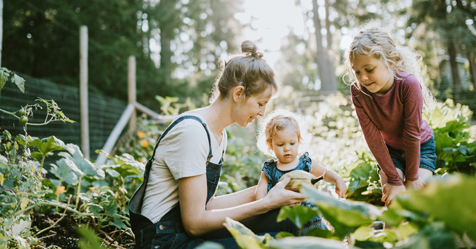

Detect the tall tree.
xmin=311 ymin=0 xmax=334 ymax=94
xmin=407 ymin=0 xmax=476 ymax=103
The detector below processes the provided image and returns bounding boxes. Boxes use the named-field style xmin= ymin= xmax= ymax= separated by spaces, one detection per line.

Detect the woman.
xmin=129 ymin=40 xmax=306 ymax=249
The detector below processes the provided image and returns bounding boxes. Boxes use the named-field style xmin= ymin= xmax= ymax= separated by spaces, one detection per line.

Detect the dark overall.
xmin=128 ymin=116 xmax=298 ymax=249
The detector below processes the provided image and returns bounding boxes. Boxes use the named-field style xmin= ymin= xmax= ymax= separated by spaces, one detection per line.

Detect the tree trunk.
xmin=324 ymin=0 xmax=337 ymax=93
xmin=467 ymin=49 xmax=476 ymax=94
xmin=158 ymin=0 xmax=176 ymax=86
xmin=448 ymin=40 xmax=461 ymax=102
xmin=312 ymin=0 xmax=335 ymax=94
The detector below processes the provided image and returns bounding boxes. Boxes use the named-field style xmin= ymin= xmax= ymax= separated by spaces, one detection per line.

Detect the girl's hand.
xmin=382 ymin=183 xmax=406 ymax=207
xmin=264 ymin=174 xmax=306 ymax=210
xmin=404 ymin=177 xmax=425 ymax=190
xmin=335 ymin=178 xmax=347 ymax=198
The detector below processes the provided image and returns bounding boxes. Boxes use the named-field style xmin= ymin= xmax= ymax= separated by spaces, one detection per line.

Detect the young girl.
xmin=344 ymin=25 xmax=437 ymax=207
xmin=255 ymin=109 xmax=347 ymax=234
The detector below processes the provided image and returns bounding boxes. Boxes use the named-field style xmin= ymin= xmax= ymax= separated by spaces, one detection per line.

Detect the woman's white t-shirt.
xmin=141 ymin=113 xmax=227 ymax=223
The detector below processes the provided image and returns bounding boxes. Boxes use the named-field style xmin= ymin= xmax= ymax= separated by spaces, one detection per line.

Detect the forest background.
xmin=1 ymin=0 xmax=476 ymax=248
xmin=4 ymin=0 xmax=476 ymax=112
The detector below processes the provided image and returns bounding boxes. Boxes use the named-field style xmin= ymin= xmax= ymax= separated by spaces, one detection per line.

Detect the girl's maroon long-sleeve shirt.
xmin=351 ymin=73 xmax=433 ymax=186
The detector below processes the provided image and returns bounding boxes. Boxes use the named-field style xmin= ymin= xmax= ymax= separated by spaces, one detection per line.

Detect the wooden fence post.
xmin=80 ymin=26 xmax=89 ymax=159
xmin=128 ymin=56 xmax=136 ymax=132
xmin=0 ymin=0 xmax=3 ymax=67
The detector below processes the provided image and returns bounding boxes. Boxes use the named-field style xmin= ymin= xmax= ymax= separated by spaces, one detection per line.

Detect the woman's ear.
xmin=232 ymin=86 xmax=245 ymax=102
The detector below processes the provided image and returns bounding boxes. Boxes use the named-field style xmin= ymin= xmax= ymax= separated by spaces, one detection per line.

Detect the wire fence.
xmin=0 ymin=72 xmax=127 ymax=161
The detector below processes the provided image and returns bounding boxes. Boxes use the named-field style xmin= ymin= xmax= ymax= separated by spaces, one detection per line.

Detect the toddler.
xmin=255 ymin=109 xmax=347 ymax=234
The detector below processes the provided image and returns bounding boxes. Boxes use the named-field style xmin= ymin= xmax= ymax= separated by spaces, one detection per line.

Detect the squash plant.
xmin=206 ymin=174 xmax=475 ymax=249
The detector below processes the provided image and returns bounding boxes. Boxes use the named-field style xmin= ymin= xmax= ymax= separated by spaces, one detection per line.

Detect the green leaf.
xmin=0 ymin=155 xmax=7 ymax=169
xmin=77 ymin=226 xmax=103 ymax=249
xmin=0 ymin=172 xmax=4 ymax=186
xmin=60 ymin=144 xmax=104 ymax=177
xmin=31 ymin=152 xmax=44 ymax=160
xmin=109 ymin=215 xmax=127 ymax=229
xmin=12 ymin=74 xmax=25 ymax=93
xmin=393 ymin=222 xmax=456 ymax=249
xmin=397 ymin=222 xmax=419 ymax=241
xmin=224 ymin=217 xmax=267 ymax=249
xmin=0 ymin=68 xmax=8 ymax=90
xmin=29 ymin=136 xmax=66 ymax=157
xmin=277 ymin=206 xmax=320 ymax=229
xmin=269 ymin=236 xmax=360 ymax=249
xmin=88 ymin=204 xmax=103 ymax=217
xmin=195 ymin=242 xmax=225 ymax=249
xmin=301 ymin=185 xmax=381 ymax=239
xmin=275 ymin=232 xmax=294 ymax=239
xmin=50 ymin=159 xmax=82 ymax=185
xmin=107 ymin=153 xmax=144 ymax=178
xmin=391 ymin=174 xmax=476 ymax=242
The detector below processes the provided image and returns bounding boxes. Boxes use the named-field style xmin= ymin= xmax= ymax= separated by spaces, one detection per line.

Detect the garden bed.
xmin=31 ymin=213 xmax=134 ymax=249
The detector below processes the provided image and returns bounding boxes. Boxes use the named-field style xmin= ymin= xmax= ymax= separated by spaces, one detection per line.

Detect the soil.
xmin=31 ymin=213 xmax=135 ymax=249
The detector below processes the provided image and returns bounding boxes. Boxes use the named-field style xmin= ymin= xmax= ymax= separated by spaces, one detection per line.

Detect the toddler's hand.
xmin=382 ymin=183 xmax=406 ymax=207
xmin=335 ymin=178 xmax=347 ymax=198
xmin=404 ymin=177 xmax=426 ymax=190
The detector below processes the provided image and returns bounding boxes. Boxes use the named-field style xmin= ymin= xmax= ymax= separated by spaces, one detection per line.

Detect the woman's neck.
xmin=191 ymin=98 xmax=234 ymax=135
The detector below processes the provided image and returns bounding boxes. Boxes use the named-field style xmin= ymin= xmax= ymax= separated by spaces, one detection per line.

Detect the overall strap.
xmin=151 ymin=115 xmax=213 ymax=163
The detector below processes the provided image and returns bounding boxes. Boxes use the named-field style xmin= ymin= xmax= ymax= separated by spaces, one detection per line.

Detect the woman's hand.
xmin=381 ymin=183 xmax=406 ymax=207
xmin=264 ymin=175 xmax=306 ymax=210
xmin=335 ymin=178 xmax=347 ymax=198
xmin=404 ymin=177 xmax=426 ymax=190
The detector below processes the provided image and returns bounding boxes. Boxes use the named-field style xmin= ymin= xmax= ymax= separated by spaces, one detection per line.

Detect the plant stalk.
xmin=75 ymin=176 xmax=82 ymax=210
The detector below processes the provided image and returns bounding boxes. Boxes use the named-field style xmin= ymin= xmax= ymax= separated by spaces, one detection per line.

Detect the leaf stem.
xmin=75 ymin=176 xmax=82 ymax=210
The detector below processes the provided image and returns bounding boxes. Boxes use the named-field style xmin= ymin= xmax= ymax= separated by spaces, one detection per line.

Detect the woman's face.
xmin=233 ymin=87 xmax=274 ymax=127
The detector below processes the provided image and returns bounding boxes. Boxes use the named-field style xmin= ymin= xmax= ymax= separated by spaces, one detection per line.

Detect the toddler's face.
xmin=271 ymin=128 xmax=299 ymax=164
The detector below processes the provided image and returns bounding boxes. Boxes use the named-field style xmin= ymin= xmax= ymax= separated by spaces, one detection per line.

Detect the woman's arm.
xmin=255 ymin=171 xmax=269 ymax=200
xmin=179 ymin=174 xmax=306 ymax=237
xmin=310 ymin=159 xmax=347 ymax=198
xmin=206 ymin=186 xmax=257 ymax=210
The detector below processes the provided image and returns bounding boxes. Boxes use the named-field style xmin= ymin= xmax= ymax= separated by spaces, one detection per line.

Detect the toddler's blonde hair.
xmin=257 ymin=109 xmax=312 ymax=157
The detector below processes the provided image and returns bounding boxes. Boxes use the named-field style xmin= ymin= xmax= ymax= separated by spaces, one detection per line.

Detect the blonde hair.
xmin=210 ymin=40 xmax=278 ymax=103
xmin=257 ymin=109 xmax=312 ymax=157
xmin=344 ymin=22 xmax=436 ymax=112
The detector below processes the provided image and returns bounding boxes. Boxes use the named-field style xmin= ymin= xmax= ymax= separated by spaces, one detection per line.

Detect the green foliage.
xmin=387 ymin=174 xmax=476 ymax=242
xmin=77 ymin=226 xmax=107 ymax=249
xmin=0 ymin=68 xmax=25 ymax=93
xmin=345 ymin=152 xmax=382 ymax=205
xmin=301 ymin=185 xmax=381 ymax=240
xmin=425 ymin=100 xmax=476 ymax=175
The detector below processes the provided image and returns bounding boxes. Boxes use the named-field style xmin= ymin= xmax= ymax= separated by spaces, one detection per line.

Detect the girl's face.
xmin=351 ymin=54 xmax=394 ymax=95
xmin=271 ymin=128 xmax=299 ymax=164
xmin=233 ymin=87 xmax=274 ymax=127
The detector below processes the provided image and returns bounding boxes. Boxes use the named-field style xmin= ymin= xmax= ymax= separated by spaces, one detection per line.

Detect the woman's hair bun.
xmin=241 ymin=40 xmax=263 ymax=58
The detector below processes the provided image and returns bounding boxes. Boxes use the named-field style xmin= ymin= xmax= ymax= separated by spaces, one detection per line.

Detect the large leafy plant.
xmin=425 ymin=100 xmax=476 ymax=176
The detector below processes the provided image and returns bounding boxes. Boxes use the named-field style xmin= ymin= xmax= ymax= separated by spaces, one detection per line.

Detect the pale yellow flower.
xmin=137 ymin=131 xmax=146 ymax=139
xmin=55 ymin=186 xmax=66 ymax=195
xmin=140 ymin=139 xmax=149 ymax=147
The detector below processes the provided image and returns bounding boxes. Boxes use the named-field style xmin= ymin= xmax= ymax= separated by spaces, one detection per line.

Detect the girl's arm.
xmin=351 ymin=86 xmax=403 ymax=186
xmin=310 ymin=159 xmax=347 ymax=198
xmin=255 ymin=171 xmax=269 ymax=200
xmin=401 ymin=75 xmax=425 ymax=183
xmin=179 ymin=173 xmax=306 ymax=237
